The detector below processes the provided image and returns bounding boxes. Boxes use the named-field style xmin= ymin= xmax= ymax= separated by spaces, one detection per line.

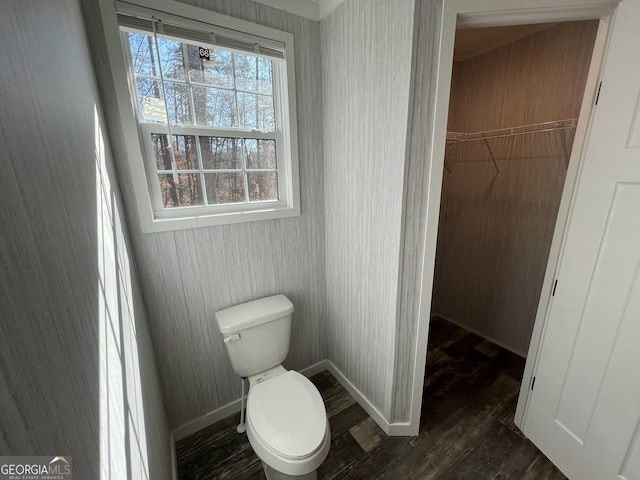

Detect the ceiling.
xmin=454 ymin=23 xmax=556 ymax=61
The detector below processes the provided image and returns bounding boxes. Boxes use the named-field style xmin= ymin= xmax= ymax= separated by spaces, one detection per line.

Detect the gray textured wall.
xmin=432 ymin=21 xmax=598 ymax=355
xmin=85 ymin=0 xmax=326 ymax=428
xmin=0 ymin=0 xmax=171 ymax=478
xmin=322 ymin=0 xmax=416 ymax=418
xmin=391 ymin=0 xmax=443 ymax=423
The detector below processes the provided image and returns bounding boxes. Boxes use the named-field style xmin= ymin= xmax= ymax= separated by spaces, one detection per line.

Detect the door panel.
xmin=521 ymin=0 xmax=640 ymax=479
xmin=555 ymin=183 xmax=640 ymax=443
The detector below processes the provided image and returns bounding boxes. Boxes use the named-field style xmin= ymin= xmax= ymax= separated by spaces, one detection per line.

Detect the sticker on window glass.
xmin=143 ymin=96 xmax=168 ymax=122
xmin=199 ymin=47 xmax=211 ymax=60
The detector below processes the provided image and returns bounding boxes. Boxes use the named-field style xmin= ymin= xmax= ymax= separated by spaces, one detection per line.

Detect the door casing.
xmin=406 ymin=0 xmax=620 ymax=434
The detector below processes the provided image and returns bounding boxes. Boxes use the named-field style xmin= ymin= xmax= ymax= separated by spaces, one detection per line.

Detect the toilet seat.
xmin=247 ymin=370 xmax=327 ymax=460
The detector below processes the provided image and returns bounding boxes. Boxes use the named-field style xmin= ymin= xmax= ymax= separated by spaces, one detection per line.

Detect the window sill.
xmin=140 ymin=203 xmax=301 ymax=233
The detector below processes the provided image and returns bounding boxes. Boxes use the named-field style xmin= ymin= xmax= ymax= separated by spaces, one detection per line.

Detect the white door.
xmin=521 ymin=1 xmax=640 ymax=479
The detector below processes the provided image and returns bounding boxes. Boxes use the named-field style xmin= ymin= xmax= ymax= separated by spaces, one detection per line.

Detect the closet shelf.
xmin=444 ymin=118 xmax=578 ymax=174
xmin=446 ymin=118 xmax=578 ymax=143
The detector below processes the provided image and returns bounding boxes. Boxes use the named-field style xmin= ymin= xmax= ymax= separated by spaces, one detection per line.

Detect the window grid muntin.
xmin=231 ymin=52 xmax=241 ymax=131
xmin=117 ymin=16 xmax=297 ymax=227
xmin=181 ymin=42 xmax=199 ymax=127
xmin=193 ymin=131 xmax=209 ymax=205
xmin=134 ymin=72 xmax=276 ymax=100
xmin=124 ymin=28 xmax=277 ymax=132
xmin=143 ymin=125 xmax=279 ymax=209
xmin=125 ymin=28 xmax=282 ymax=211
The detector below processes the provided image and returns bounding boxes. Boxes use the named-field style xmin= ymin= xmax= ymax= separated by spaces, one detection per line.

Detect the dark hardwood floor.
xmin=175 ymin=317 xmax=566 ymax=479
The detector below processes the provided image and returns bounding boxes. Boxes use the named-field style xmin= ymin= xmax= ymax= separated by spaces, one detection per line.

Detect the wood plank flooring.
xmin=175 ymin=317 xmax=566 ymax=479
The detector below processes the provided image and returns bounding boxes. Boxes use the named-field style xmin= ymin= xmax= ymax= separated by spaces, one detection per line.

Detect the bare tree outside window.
xmin=126 ymin=31 xmax=278 ymax=209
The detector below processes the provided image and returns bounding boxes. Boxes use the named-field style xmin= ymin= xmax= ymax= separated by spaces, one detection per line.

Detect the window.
xmin=110 ymin=1 xmax=299 ymax=231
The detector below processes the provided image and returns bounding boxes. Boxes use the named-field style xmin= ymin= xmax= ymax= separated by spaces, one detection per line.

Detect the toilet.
xmin=215 ymin=294 xmax=330 ymax=480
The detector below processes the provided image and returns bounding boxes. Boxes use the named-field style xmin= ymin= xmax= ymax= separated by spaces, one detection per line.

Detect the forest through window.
xmin=125 ymin=30 xmax=280 ymax=209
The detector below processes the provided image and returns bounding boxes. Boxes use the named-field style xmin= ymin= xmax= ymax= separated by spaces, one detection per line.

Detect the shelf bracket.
xmin=559 ymin=129 xmax=570 ymax=170
xmin=483 ymin=138 xmax=500 ymax=175
xmin=444 ymin=141 xmax=459 ymax=174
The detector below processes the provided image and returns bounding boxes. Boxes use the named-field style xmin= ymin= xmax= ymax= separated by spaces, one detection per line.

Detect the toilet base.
xmin=262 ymin=461 xmax=317 ymax=480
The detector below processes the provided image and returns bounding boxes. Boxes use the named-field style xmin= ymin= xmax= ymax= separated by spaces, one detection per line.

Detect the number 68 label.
xmin=199 ymin=47 xmax=210 ymax=60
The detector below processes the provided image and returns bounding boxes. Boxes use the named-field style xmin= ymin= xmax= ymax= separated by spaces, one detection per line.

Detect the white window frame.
xmin=98 ymin=0 xmax=300 ymax=232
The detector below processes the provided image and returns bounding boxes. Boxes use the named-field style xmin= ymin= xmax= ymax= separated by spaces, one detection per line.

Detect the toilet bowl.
xmin=215 ymin=295 xmax=331 ymax=479
xmin=246 ymin=366 xmax=330 ymax=479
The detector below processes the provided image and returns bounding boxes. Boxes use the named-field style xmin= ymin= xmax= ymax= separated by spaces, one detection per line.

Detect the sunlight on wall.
xmin=95 ymin=106 xmax=151 ymax=480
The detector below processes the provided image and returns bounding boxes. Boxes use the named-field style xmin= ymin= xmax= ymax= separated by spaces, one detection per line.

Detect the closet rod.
xmin=446 ymin=118 xmax=578 ymax=143
xmin=444 ymin=118 xmax=578 ymax=175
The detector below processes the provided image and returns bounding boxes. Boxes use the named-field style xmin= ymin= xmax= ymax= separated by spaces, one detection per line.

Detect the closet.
xmin=430 ymin=20 xmax=599 ymax=358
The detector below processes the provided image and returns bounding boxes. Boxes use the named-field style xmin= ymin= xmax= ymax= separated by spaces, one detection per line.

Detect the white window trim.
xmin=98 ymin=0 xmax=300 ymax=232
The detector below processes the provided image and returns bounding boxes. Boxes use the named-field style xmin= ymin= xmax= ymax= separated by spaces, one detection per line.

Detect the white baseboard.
xmin=431 ymin=313 xmax=527 ymax=358
xmin=322 ymin=360 xmax=391 ymax=434
xmin=170 ymin=359 xmax=415 ymax=448
xmin=299 ymin=359 xmax=332 ymax=378
xmin=323 ymin=360 xmax=414 ymax=436
xmin=172 ymin=395 xmax=244 ymax=443
xmin=387 ymin=422 xmax=415 ymax=436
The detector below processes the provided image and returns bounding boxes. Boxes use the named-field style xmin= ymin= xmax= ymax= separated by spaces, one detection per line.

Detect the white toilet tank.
xmin=215 ymin=294 xmax=294 ymax=378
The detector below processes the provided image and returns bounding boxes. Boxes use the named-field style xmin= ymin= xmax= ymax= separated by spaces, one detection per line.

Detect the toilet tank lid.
xmin=215 ymin=294 xmax=294 ymax=334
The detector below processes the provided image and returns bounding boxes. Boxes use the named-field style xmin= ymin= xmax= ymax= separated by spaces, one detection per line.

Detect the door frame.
xmin=407 ymin=0 xmax=620 ymax=433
